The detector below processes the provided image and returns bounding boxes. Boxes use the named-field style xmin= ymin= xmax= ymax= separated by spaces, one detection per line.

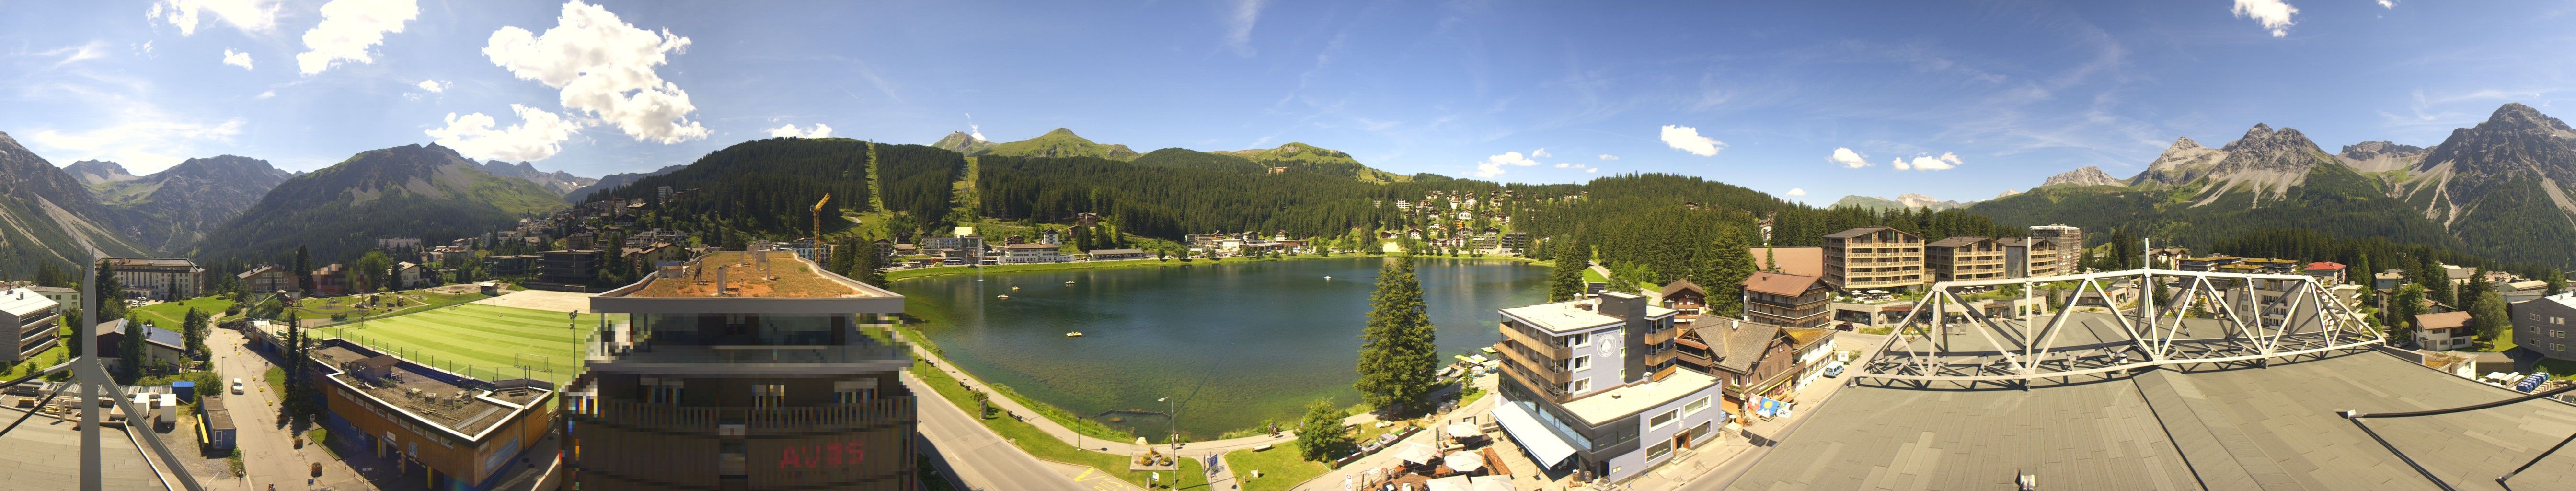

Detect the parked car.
xmin=1820 ymin=361 xmax=1846 ymax=378
xmin=231 ymin=379 xmax=246 ymax=395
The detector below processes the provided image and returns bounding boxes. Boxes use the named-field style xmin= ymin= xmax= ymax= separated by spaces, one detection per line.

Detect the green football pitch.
xmin=309 ymin=302 xmax=608 ymax=384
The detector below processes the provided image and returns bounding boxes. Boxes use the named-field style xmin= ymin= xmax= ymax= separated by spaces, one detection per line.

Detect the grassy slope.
xmin=129 ymin=297 xmax=237 ymax=328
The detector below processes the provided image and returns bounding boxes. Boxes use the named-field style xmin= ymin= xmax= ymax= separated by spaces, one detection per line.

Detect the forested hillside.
xmin=195 ymin=143 xmax=566 ymax=269
xmin=594 ymin=137 xmax=875 ymax=240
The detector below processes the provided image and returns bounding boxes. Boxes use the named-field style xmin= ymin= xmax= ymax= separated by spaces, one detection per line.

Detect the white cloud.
xmin=39 ymin=41 xmax=112 ymax=67
xmin=766 ymin=123 xmax=833 ymax=139
xmin=1659 ymin=125 xmax=1725 ymax=157
xmin=1223 ymin=0 xmax=1267 ymax=57
xmin=2377 ymin=0 xmax=2394 ymax=9
xmin=1597 ymin=154 xmax=1618 ymax=161
xmin=1892 ymin=152 xmax=1964 ymax=171
xmin=255 ymin=90 xmax=276 ymax=99
xmin=1530 ymin=148 xmax=1551 ymax=158
xmin=483 ymin=0 xmax=708 ymax=144
xmin=295 ymin=0 xmax=418 ymax=75
xmin=149 ymin=0 xmax=281 ymax=36
xmin=1587 ymin=168 xmax=1598 ymax=173
xmin=221 ymin=48 xmax=253 ymax=70
xmin=425 ymin=104 xmax=582 ymax=162
xmin=969 ymin=124 xmax=988 ymax=141
xmin=140 ymin=41 xmax=154 ymax=56
xmin=1828 ymin=147 xmax=1871 ymax=168
xmin=1786 ymin=188 xmax=1807 ymax=197
xmin=416 ymin=80 xmax=448 ymax=93
xmin=29 ymin=118 xmax=246 ymax=172
xmin=1553 ymin=163 xmax=1570 ymax=168
xmin=1472 ymin=151 xmax=1543 ymax=178
xmin=2231 ymin=0 xmax=2298 ymax=37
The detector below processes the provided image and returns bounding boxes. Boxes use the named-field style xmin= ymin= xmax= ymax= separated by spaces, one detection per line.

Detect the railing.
xmin=580 ymin=398 xmax=914 ymax=433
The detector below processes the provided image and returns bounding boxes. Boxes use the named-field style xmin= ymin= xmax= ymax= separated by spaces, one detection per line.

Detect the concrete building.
xmin=1925 ymin=236 xmax=2006 ymax=283
xmin=2512 ymin=292 xmax=2576 ymax=360
xmin=2178 ymin=255 xmax=2242 ymax=272
xmin=396 ymin=261 xmax=433 ymax=289
xmin=104 ymin=257 xmax=205 ymax=301
xmin=2304 ymin=261 xmax=2349 ymax=284
xmin=1490 ymin=292 xmax=1721 ymax=482
xmin=1 ymin=288 xmax=61 ymax=364
xmin=1086 ymin=249 xmax=1147 ymax=260
xmin=569 ymin=250 xmax=916 ymax=490
xmin=2414 ymin=311 xmax=2475 ymax=351
xmin=1740 ymin=271 xmax=1831 ymax=329
xmin=378 ymin=237 xmax=425 ymax=251
xmin=1822 ymin=227 xmax=1924 ymax=292
xmin=488 ymin=255 xmax=540 ymax=278
xmin=236 ymin=265 xmax=300 ymax=297
xmin=2029 ymin=224 xmax=2082 ymax=271
xmin=998 ymin=243 xmax=1066 ymax=264
xmin=535 ymin=249 xmax=603 ymax=290
xmin=306 ymin=338 xmax=555 ymax=490
xmin=1997 ymin=238 xmax=2059 ymax=279
xmin=1502 ymin=232 xmax=1532 ymax=255
xmin=95 ymin=319 xmax=186 ymax=373
xmin=311 ymin=263 xmax=353 ymax=296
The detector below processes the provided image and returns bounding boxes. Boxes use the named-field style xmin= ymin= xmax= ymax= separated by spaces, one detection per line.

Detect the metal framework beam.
xmin=1853 ymin=267 xmax=2383 ymax=385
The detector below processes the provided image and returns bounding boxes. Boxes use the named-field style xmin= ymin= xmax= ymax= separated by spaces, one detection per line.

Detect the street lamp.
xmin=1158 ymin=396 xmax=1177 ymax=457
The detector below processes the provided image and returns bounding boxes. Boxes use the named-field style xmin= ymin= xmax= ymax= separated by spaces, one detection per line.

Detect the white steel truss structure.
xmin=1853 ymin=268 xmax=2384 ymax=388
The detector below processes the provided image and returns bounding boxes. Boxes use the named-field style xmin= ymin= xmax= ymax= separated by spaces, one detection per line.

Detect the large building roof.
xmin=0 ymin=288 xmax=58 ymax=316
xmin=1824 ymin=227 xmax=1895 ymax=239
xmin=617 ymin=250 xmax=883 ymax=298
xmin=1558 ymin=368 xmax=1717 ymax=425
xmin=1926 ymin=236 xmax=1990 ymax=248
xmin=1725 ymin=351 xmax=2576 ymax=491
xmin=1748 ymin=247 xmax=1824 ymax=277
xmin=1740 ymin=271 xmax=1822 ymax=297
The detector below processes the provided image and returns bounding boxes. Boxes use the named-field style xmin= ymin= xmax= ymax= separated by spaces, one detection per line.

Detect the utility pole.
xmin=80 ymin=256 xmax=100 ymax=491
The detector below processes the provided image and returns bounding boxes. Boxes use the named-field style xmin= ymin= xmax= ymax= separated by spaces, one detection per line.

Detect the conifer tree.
xmin=2471 ymin=286 xmax=2510 ymax=342
xmin=119 ymin=313 xmax=145 ymax=381
xmin=1549 ymin=241 xmax=1587 ymax=302
xmin=1354 ymin=257 xmax=1437 ymax=413
xmin=1702 ymin=230 xmax=1755 ymax=318
xmin=1293 ymin=399 xmax=1353 ymax=462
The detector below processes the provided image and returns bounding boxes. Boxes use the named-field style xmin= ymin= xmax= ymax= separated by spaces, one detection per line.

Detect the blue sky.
xmin=4 ymin=1 xmax=2574 ymax=203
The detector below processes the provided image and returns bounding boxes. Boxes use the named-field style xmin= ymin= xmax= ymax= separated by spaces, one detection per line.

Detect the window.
xmin=642 ymin=378 xmax=683 ymax=404
xmin=1566 ymin=378 xmax=1590 ymax=394
xmin=1649 ymin=409 xmax=1679 ymax=429
xmin=1565 ymin=332 xmax=1589 ymax=348
xmin=1647 ymin=440 xmax=1673 ymax=461
xmin=2556 ymin=330 xmax=2568 ymax=339
xmin=2555 ymin=316 xmax=2566 ymax=325
xmin=1568 ymin=355 xmax=1590 ymax=371
xmin=834 ymin=379 xmax=877 ymax=404
xmin=2557 ymin=344 xmax=2567 ymax=352
xmin=1684 ymin=396 xmax=1712 ymax=417
xmin=754 ymin=385 xmax=786 ymax=407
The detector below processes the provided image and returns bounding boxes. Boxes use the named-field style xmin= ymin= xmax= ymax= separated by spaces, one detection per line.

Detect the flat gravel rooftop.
xmin=1728 ymin=351 xmax=2576 ymax=491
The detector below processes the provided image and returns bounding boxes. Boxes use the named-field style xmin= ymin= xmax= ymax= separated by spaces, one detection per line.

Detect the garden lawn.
xmin=131 ymin=297 xmax=236 ymax=327
xmin=1226 ymin=447 xmax=1328 ymax=491
xmin=913 ymin=359 xmax=1209 ymax=490
xmin=307 ymin=302 xmax=595 ymax=383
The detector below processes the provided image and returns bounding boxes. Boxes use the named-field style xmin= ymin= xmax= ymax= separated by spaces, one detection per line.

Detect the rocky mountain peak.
xmin=2041 ymin=166 xmax=2125 ymax=187
xmin=2171 ymin=137 xmax=2203 ymax=150
xmin=2339 ymin=141 xmax=2427 ymax=161
xmin=2479 ymin=102 xmax=2573 ymax=134
xmin=63 ymin=160 xmax=140 ymax=185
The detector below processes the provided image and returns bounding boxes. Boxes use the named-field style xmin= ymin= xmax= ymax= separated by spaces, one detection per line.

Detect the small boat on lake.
xmin=1324 ymin=276 xmax=1332 ymax=280
xmin=1011 ymin=286 xmax=1021 ymax=290
xmin=996 ymin=294 xmax=1010 ymax=299
xmin=1065 ymin=331 xmax=1083 ymax=338
xmin=1064 ymin=281 xmax=1076 ymax=285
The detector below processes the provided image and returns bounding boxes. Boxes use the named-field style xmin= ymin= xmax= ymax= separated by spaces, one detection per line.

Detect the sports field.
xmin=310 ymin=302 xmax=605 ymax=384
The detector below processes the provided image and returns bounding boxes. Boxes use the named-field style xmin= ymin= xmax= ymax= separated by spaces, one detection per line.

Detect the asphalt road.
xmin=907 ymin=373 xmax=1086 ymax=491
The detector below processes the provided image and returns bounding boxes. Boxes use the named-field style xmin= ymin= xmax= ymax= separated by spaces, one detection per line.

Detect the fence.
xmin=334 ymin=333 xmax=571 ymax=386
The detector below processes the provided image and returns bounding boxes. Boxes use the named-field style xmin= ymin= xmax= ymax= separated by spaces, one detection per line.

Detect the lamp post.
xmin=1158 ymin=396 xmax=1177 ymax=457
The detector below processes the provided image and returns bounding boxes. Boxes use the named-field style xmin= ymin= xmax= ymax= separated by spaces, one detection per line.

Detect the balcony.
xmin=1499 ymin=325 xmax=1572 ymax=360
xmin=576 ymin=398 xmax=914 ymax=435
xmin=590 ymin=325 xmax=911 ymax=376
xmin=1493 ymin=342 xmax=1569 ymax=386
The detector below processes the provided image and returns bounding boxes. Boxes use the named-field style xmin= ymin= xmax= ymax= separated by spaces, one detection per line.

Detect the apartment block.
xmin=2029 ymin=224 xmax=2082 ymax=271
xmin=1490 ymin=292 xmax=1720 ymax=483
xmin=104 ymin=257 xmax=204 ymax=301
xmin=1822 ymin=227 xmax=1924 ymax=292
xmin=1997 ymin=238 xmax=2060 ymax=279
xmin=1925 ymin=236 xmax=2007 ymax=283
xmin=0 ymin=288 xmax=60 ymax=364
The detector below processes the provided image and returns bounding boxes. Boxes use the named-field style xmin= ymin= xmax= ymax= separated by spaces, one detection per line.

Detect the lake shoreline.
xmin=891 ymin=255 xmax=1549 ymax=438
xmin=886 ymin=251 xmax=1547 ymax=283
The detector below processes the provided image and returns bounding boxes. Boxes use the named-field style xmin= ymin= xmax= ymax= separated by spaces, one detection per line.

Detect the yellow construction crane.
xmin=812 ymin=193 xmax=831 ymax=240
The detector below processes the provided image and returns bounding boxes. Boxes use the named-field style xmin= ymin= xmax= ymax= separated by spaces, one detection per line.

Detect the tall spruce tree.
xmin=1549 ymin=240 xmax=1587 ymax=302
xmin=294 ymin=245 xmax=313 ymax=292
xmin=183 ymin=308 xmax=209 ymax=358
xmin=1354 ymin=257 xmax=1438 ymax=413
xmin=92 ymin=259 xmax=126 ymax=323
xmin=2471 ymin=286 xmax=2510 ymax=342
xmin=851 ymin=240 xmax=887 ymax=286
xmin=1702 ymin=231 xmax=1756 ymax=318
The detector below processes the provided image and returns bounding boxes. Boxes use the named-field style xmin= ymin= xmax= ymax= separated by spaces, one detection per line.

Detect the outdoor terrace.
xmin=621 ymin=251 xmax=878 ymax=298
xmin=312 ymin=344 xmax=550 ymax=438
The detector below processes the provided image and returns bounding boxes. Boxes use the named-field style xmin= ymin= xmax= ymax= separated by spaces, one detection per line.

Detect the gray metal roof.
xmin=1726 ymin=351 xmax=2576 ymax=491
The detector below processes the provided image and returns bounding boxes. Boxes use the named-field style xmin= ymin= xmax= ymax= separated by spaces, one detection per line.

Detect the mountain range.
xmin=193 ymin=143 xmax=569 ymax=268
xmin=0 ymin=132 xmax=149 ymax=276
xmin=1980 ymin=103 xmax=2576 ymax=267
xmin=476 ymin=160 xmax=599 ymax=197
xmin=933 ymin=128 xmax=1410 ymax=183
xmin=91 ymin=155 xmax=295 ymax=252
